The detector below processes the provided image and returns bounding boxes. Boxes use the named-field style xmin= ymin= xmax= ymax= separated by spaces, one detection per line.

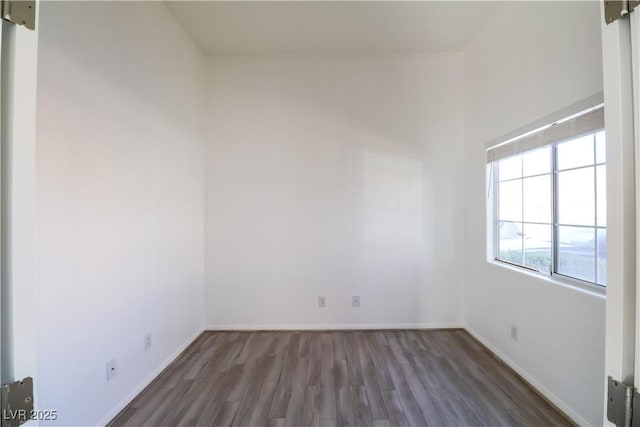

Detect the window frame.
xmin=489 ymin=129 xmax=606 ymax=293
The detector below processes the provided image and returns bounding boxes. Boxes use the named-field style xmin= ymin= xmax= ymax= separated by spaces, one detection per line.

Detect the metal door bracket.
xmin=605 ymin=0 xmax=639 ymax=24
xmin=633 ymin=390 xmax=640 ymax=427
xmin=0 ymin=378 xmax=33 ymax=427
xmin=608 ymin=376 xmax=634 ymax=426
xmin=1 ymin=0 xmax=35 ymax=30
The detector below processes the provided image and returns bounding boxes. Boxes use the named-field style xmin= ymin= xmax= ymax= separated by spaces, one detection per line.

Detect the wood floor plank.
xmin=411 ymin=356 xmax=442 ymax=390
xmin=265 ymin=332 xmax=289 ymax=357
xmin=231 ymin=356 xmax=274 ymax=427
xmin=267 ymin=418 xmax=285 ymax=427
xmin=320 ymin=418 xmax=338 ymax=427
xmin=424 ymin=388 xmax=466 ymax=426
xmin=378 ymin=342 xmax=428 ymax=427
xmin=343 ymin=332 xmax=364 ymax=386
xmin=336 ymin=386 xmax=356 ymax=427
xmin=217 ymin=339 xmax=245 ymax=371
xmin=183 ymin=343 xmax=218 ymax=380
xmin=234 ymin=332 xmax=258 ymax=365
xmin=247 ymin=380 xmax=278 ymax=427
xmin=284 ymin=356 xmax=310 ymax=427
xmin=333 ymin=332 xmax=347 ymax=361
xmin=319 ymin=333 xmax=337 ymax=420
xmin=310 ymin=333 xmax=322 ymax=360
xmin=121 ymin=386 xmax=172 ymax=427
xmin=128 ymin=372 xmax=170 ymax=410
xmin=363 ymin=333 xmax=394 ymax=391
xmin=212 ymin=401 xmax=240 ymax=427
xmin=335 ymin=359 xmax=349 ymax=388
xmin=302 ymin=385 xmax=320 ymax=427
xmin=167 ymin=340 xmax=237 ymax=424
xmin=192 ymin=364 xmax=243 ymax=426
xmin=380 ymin=390 xmax=409 ymax=427
xmin=307 ymin=354 xmax=322 ymax=386
xmin=141 ymin=379 xmax=193 ymax=427
xmin=298 ymin=332 xmax=313 ymax=358
xmin=351 ymin=385 xmax=374 ymax=427
xmin=375 ymin=332 xmax=389 ymax=346
xmin=355 ymin=333 xmax=387 ymax=420
xmin=108 ymin=330 xmax=575 ymax=427
xmin=437 ymin=387 xmax=483 ymax=427
xmin=108 ymin=407 xmax=137 ymax=427
xmin=225 ymin=332 xmax=240 ymax=342
xmin=226 ymin=360 xmax=259 ymax=402
xmin=269 ymin=333 xmax=302 ymax=418
xmin=386 ymin=333 xmax=444 ymax=426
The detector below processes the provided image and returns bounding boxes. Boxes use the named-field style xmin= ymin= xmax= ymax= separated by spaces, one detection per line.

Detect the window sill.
xmin=487 ymin=259 xmax=607 ymax=299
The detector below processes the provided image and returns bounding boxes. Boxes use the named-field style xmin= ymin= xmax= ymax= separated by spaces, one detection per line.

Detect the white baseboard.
xmin=96 ymin=327 xmax=205 ymax=427
xmin=464 ymin=326 xmax=588 ymax=426
xmin=205 ymin=322 xmax=464 ymax=331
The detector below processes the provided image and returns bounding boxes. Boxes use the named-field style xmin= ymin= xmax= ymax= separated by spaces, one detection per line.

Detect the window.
xmin=488 ymin=105 xmax=606 ymax=288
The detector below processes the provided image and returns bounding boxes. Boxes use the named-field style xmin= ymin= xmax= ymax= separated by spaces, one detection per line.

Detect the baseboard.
xmin=96 ymin=327 xmax=205 ymax=427
xmin=464 ymin=326 xmax=587 ymax=426
xmin=205 ymin=322 xmax=464 ymax=331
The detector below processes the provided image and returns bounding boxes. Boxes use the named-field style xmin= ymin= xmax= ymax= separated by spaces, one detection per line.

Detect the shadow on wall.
xmin=205 ymin=54 xmax=463 ymax=325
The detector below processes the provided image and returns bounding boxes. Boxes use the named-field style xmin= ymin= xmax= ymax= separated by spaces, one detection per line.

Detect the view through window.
xmin=493 ymin=121 xmax=606 ymax=287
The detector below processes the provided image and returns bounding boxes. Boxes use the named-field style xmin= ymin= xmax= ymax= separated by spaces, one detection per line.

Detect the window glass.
xmin=523 ymin=223 xmax=551 ymax=273
xmin=498 ymin=156 xmax=522 ymax=181
xmin=492 ymin=123 xmax=606 ymax=288
xmin=557 ymin=134 xmax=594 ymax=170
xmin=596 ymin=131 xmax=606 ymax=163
xmin=557 ymin=226 xmax=596 ymax=283
xmin=498 ymin=180 xmax=522 ymax=222
xmin=558 ymin=167 xmax=595 ymax=226
xmin=523 ymin=175 xmax=551 ymax=223
xmin=597 ymin=228 xmax=607 ymax=285
xmin=522 ymin=147 xmax=551 ymax=177
xmin=498 ymin=221 xmax=523 ymax=265
xmin=597 ymin=165 xmax=606 ymax=227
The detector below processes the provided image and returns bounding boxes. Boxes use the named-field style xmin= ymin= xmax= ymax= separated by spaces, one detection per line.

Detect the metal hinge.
xmin=0 ymin=378 xmax=34 ymax=427
xmin=1 ymin=0 xmax=35 ymax=30
xmin=607 ymin=376 xmax=640 ymax=427
xmin=605 ymin=0 xmax=639 ymax=24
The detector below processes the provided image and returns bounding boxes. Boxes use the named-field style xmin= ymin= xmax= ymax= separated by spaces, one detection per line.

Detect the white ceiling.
xmin=165 ymin=1 xmax=502 ymax=54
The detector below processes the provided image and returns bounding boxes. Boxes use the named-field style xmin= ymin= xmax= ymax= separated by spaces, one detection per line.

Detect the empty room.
xmin=1 ymin=0 xmax=638 ymax=426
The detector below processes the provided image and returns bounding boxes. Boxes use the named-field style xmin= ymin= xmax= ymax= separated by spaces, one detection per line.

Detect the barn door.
xmin=602 ymin=1 xmax=640 ymax=426
xmin=0 ymin=2 xmax=36 ymax=426
xmin=0 ymin=15 xmax=4 ymax=392
xmin=632 ymin=5 xmax=640 ymax=395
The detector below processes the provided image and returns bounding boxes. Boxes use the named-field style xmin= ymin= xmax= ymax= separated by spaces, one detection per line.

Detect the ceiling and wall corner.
xmin=165 ymin=1 xmax=502 ymax=54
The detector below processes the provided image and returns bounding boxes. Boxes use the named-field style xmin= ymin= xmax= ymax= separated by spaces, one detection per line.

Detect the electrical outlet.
xmin=318 ymin=296 xmax=326 ymax=307
xmin=352 ymin=296 xmax=360 ymax=307
xmin=144 ymin=333 xmax=152 ymax=351
xmin=106 ymin=358 xmax=117 ymax=381
xmin=510 ymin=325 xmax=518 ymax=341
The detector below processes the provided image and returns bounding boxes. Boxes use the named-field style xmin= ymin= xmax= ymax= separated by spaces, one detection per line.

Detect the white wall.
xmin=35 ymin=2 xmax=205 ymax=425
xmin=204 ymin=54 xmax=464 ymax=329
xmin=463 ymin=2 xmax=605 ymax=425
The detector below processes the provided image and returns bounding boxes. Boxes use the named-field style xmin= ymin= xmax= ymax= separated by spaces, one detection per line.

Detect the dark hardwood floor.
xmin=108 ymin=330 xmax=573 ymax=427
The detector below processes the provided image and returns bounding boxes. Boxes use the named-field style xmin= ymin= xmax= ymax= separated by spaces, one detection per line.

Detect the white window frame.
xmin=486 ymin=94 xmax=606 ymax=293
